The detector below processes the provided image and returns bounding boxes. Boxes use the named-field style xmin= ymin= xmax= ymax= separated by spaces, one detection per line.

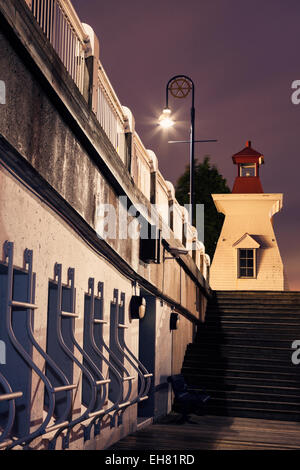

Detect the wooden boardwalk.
xmin=108 ymin=414 xmax=300 ymax=450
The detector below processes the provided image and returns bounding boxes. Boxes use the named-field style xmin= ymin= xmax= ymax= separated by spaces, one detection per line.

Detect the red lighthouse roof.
xmin=232 ymin=141 xmax=264 ymax=193
xmin=232 ymin=140 xmax=264 ymax=163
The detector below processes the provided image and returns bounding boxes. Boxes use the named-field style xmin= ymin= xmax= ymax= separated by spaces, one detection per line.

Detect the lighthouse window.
xmin=240 ymin=163 xmax=256 ymax=177
xmin=238 ymin=249 xmax=256 ymax=278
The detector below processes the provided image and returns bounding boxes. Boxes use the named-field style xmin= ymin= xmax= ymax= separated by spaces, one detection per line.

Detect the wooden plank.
xmin=108 ymin=415 xmax=300 ymax=451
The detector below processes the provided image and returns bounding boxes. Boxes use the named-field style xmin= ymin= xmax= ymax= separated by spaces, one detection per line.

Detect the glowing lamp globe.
xmin=159 ymin=108 xmax=174 ymax=129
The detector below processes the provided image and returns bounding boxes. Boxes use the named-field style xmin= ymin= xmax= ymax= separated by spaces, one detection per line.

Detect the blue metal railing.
xmin=0 ymin=372 xmax=23 ymax=448
xmin=118 ymin=292 xmax=152 ymax=403
xmin=1 ymin=242 xmax=70 ymax=449
xmin=109 ymin=289 xmax=152 ymax=425
xmin=0 ymin=241 xmax=153 ymax=449
xmin=82 ymin=279 xmax=132 ymax=440
xmin=45 ymin=264 xmax=106 ymax=449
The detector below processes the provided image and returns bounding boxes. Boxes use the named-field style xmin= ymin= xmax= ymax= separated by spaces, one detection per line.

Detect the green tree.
xmin=175 ymin=156 xmax=231 ymax=260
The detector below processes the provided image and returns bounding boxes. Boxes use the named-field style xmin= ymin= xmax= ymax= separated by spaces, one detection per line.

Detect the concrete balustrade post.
xmin=82 ymin=23 xmax=100 ymax=112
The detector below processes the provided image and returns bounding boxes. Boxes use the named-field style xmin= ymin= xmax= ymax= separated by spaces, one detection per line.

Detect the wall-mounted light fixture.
xmin=129 ymin=295 xmax=146 ymax=319
xmin=163 ymin=246 xmax=189 ymax=262
xmin=170 ymin=311 xmax=180 ymax=330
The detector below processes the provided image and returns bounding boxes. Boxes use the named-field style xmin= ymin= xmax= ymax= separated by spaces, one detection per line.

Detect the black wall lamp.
xmin=163 ymin=246 xmax=189 ymax=262
xmin=170 ymin=311 xmax=180 ymax=330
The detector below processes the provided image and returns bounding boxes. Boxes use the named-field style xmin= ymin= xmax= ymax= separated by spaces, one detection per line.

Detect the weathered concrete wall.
xmin=0 ymin=166 xmax=196 ymax=448
xmin=0 ymin=27 xmax=132 ymax=265
xmin=0 ymin=24 xmax=208 ymax=318
xmin=0 ymin=166 xmax=138 ymax=449
xmin=0 ymin=0 xmax=212 ymax=450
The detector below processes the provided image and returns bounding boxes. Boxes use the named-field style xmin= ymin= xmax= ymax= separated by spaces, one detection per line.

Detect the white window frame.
xmin=238 ymin=248 xmax=257 ymax=279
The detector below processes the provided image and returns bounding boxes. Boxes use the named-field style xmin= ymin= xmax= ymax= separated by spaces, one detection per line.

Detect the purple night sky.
xmin=72 ymin=0 xmax=300 ymax=289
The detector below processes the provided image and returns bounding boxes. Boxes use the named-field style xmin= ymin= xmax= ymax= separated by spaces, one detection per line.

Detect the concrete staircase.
xmin=182 ymin=291 xmax=300 ymax=422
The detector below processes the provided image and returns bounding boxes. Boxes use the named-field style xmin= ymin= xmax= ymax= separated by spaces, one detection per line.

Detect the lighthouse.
xmin=210 ymin=141 xmax=288 ymax=291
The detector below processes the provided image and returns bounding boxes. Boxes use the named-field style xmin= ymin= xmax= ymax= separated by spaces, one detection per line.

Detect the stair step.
xmin=185 ymin=350 xmax=293 ymax=365
xmin=211 ymin=297 xmax=300 ymax=303
xmin=197 ymin=326 xmax=300 ymax=336
xmin=188 ymin=342 xmax=292 ymax=355
xmin=203 ymin=319 xmax=300 ymax=327
xmin=204 ymin=405 xmax=300 ymax=422
xmin=196 ymin=335 xmax=298 ymax=344
xmin=214 ymin=291 xmax=300 ymax=298
xmin=205 ymin=317 xmax=300 ymax=325
xmin=201 ymin=389 xmax=300 ymax=403
xmin=207 ymin=308 xmax=300 ymax=315
xmin=187 ymin=346 xmax=293 ymax=361
xmin=186 ymin=378 xmax=300 ymax=395
xmin=210 ymin=305 xmax=300 ymax=311
xmin=213 ymin=300 xmax=300 ymax=303
xmin=212 ymin=304 xmax=300 ymax=308
xmin=205 ymin=313 xmax=300 ymax=320
xmin=194 ymin=337 xmax=296 ymax=348
xmin=183 ymin=359 xmax=298 ymax=374
xmin=189 ymin=382 xmax=300 ymax=396
xmin=182 ymin=372 xmax=300 ymax=388
xmin=182 ymin=366 xmax=300 ymax=380
xmin=205 ymin=397 xmax=300 ymax=412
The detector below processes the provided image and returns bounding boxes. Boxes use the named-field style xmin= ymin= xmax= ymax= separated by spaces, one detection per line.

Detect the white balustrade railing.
xmin=133 ymin=133 xmax=152 ymax=200
xmin=96 ymin=64 xmax=126 ymax=161
xmin=30 ymin=0 xmax=87 ymax=93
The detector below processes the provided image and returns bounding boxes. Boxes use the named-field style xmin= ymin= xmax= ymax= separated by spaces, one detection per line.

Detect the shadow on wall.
xmin=250 ymin=235 xmax=272 ymax=275
xmin=178 ymin=293 xmax=235 ymax=445
xmin=154 ymin=377 xmax=170 ymax=420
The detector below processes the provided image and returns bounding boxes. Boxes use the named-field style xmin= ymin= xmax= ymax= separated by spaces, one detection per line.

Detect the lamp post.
xmin=159 ymin=76 xmax=217 ymax=227
xmin=159 ymin=75 xmax=195 ymax=225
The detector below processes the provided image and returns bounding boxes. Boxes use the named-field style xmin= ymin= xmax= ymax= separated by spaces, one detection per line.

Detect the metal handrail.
xmin=118 ymin=292 xmax=152 ymax=402
xmin=0 ymin=373 xmax=22 ymax=444
xmin=108 ymin=289 xmax=151 ymax=424
xmin=46 ymin=264 xmax=101 ymax=449
xmin=0 ymin=392 xmax=23 ymax=402
xmin=0 ymin=245 xmax=152 ymax=449
xmin=47 ymin=267 xmax=137 ymax=449
xmin=95 ymin=283 xmax=134 ymax=402
xmin=3 ymin=243 xmax=58 ymax=449
xmin=3 ymin=245 xmax=78 ymax=450
xmin=81 ymin=278 xmax=127 ymax=440
xmin=47 ymin=274 xmax=133 ymax=448
xmin=25 ymin=249 xmax=75 ymax=429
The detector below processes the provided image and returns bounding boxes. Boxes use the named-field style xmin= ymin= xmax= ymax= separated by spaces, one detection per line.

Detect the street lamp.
xmin=159 ymin=76 xmax=217 ymax=227
xmin=159 ymin=75 xmax=195 ymax=225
